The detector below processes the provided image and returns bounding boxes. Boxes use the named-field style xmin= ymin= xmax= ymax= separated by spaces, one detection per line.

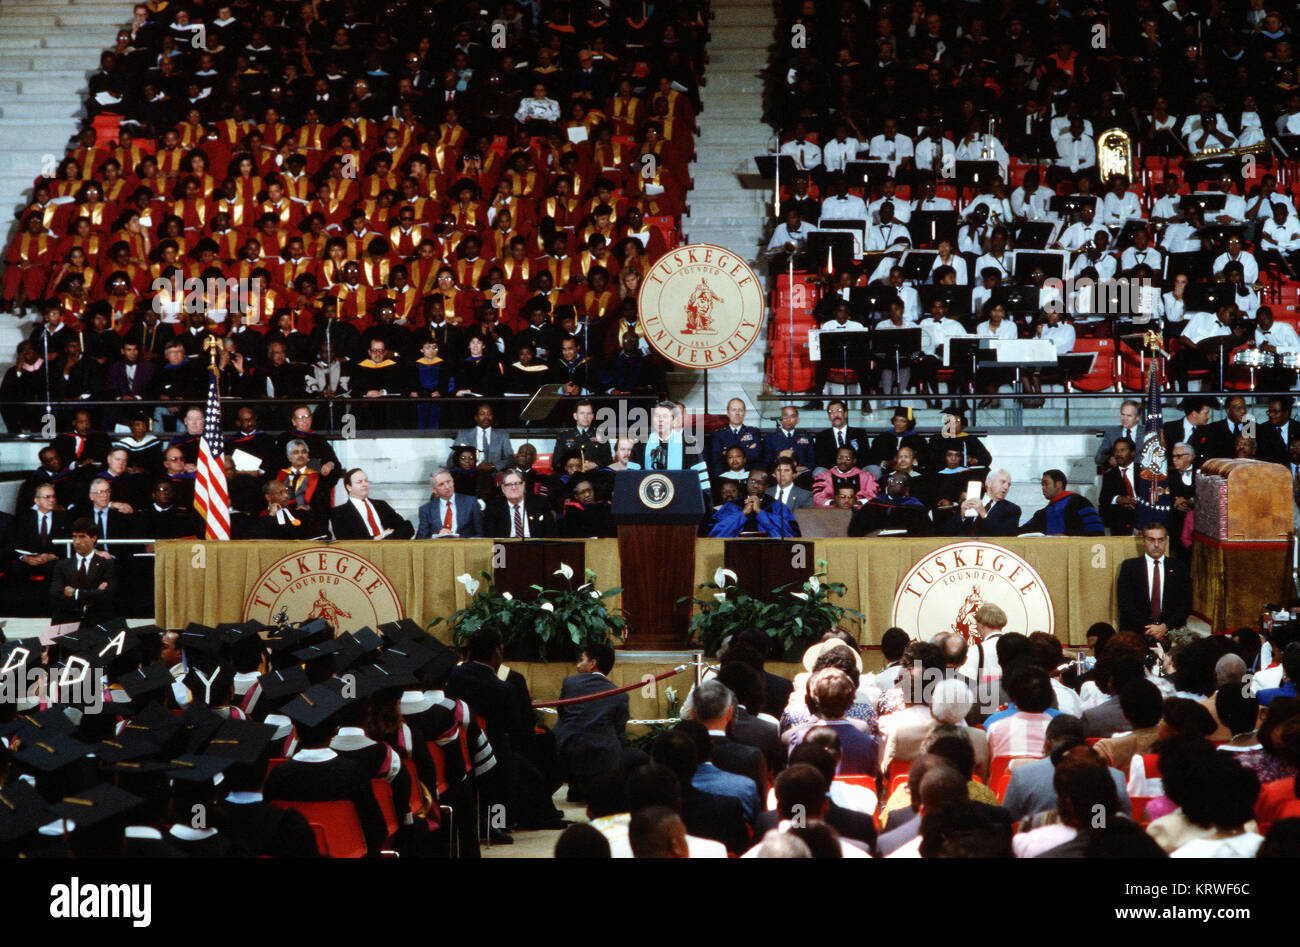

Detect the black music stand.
xmin=849 ymin=285 xmax=898 ymax=320
xmin=807 ymin=230 xmax=856 ymax=272
xmin=1179 ymin=193 xmax=1227 ymax=215
xmin=1186 ymin=282 xmax=1235 ymax=312
xmin=1014 ymin=221 xmax=1055 ymax=250
xmin=1013 ymin=250 xmax=1067 ymax=282
xmin=818 ymin=329 xmax=873 ymax=392
xmin=900 ymin=250 xmax=938 ymax=281
xmin=1164 ymin=250 xmax=1205 ymax=280
xmin=909 ymin=210 xmax=958 ymax=248
xmin=844 ymin=161 xmax=892 ymax=190
xmin=948 ymin=337 xmax=981 ymax=390
xmin=753 ymin=154 xmax=800 ymax=180
xmin=872 ymin=327 xmax=923 ymax=394
xmin=921 ymin=284 xmax=973 ymax=317
xmin=992 ymin=285 xmax=1044 ymax=319
xmin=955 ymin=160 xmax=1001 ymax=190
xmin=1049 ymin=195 xmax=1092 ymax=221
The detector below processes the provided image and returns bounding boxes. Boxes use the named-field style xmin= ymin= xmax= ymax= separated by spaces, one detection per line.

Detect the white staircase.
xmin=0 ymin=0 xmax=127 ymax=354
xmin=672 ymin=0 xmax=775 ymax=417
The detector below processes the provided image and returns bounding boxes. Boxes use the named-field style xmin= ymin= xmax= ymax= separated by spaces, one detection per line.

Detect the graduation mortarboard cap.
xmin=93 ymin=731 xmax=163 ymax=765
xmin=220 ymin=621 xmax=266 ymax=665
xmin=378 ymin=619 xmax=431 ymax=644
xmin=52 ymin=783 xmax=142 ymax=828
xmin=282 ymin=681 xmax=350 ymax=729
xmin=297 ymin=617 xmax=332 ymax=644
xmin=294 ymin=638 xmax=346 ymax=683
xmin=200 ymin=719 xmax=276 ymax=764
xmin=257 ymin=667 xmax=311 ymax=703
xmin=184 ymin=664 xmax=235 ymax=706
xmin=119 ymin=701 xmax=185 ymax=750
xmin=0 ymin=781 xmax=56 ymax=844
xmin=180 ymin=623 xmax=224 ymax=669
xmin=0 ymin=636 xmax=40 ymax=678
xmin=166 ymin=754 xmax=233 ymax=785
xmin=336 ymin=627 xmax=384 ymax=670
xmin=6 ymin=707 xmax=78 ymax=744
xmin=180 ymin=705 xmax=226 ymax=753
xmin=262 ymin=625 xmax=310 ymax=656
xmin=118 ymin=662 xmax=175 ymax=704
xmin=354 ymin=662 xmax=419 ymax=698
xmin=940 ymin=404 xmax=968 ymax=424
xmin=14 ymin=733 xmax=95 ymax=773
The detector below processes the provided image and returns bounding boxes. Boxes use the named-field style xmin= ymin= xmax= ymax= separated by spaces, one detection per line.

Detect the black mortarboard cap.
xmin=257 ymin=667 xmax=311 ymax=702
xmin=166 ymin=754 xmax=233 ymax=784
xmin=282 ymin=682 xmax=349 ymax=728
xmin=14 ymin=734 xmax=94 ymax=773
xmin=378 ymin=619 xmax=430 ymax=643
xmin=52 ymin=783 xmax=142 ymax=828
xmin=200 ymin=719 xmax=276 ymax=764
xmin=0 ymin=781 xmax=56 ymax=844
xmin=118 ymin=662 xmax=174 ymax=703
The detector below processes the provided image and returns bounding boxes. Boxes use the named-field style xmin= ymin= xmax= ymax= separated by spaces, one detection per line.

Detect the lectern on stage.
xmin=493 ymin=540 xmax=586 ymax=601
xmin=724 ymin=538 xmax=816 ymax=603
xmin=613 ymin=470 xmax=705 ymax=649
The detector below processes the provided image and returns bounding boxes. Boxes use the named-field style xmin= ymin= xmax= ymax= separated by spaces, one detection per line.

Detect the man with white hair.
xmin=945 ymin=468 xmax=1021 ymax=536
xmin=688 ymin=679 xmax=766 ymax=793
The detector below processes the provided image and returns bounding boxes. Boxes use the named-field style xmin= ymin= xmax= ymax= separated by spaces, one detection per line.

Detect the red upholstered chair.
xmin=989 ymin=754 xmax=1039 ymax=789
xmin=833 ymin=774 xmax=877 ymax=796
xmin=372 ymin=778 xmax=399 ymax=838
xmin=270 ymin=799 xmax=368 ymax=858
xmin=533 ymin=452 xmax=553 ymax=475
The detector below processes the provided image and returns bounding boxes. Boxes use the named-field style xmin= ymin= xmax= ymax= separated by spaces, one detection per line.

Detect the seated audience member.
xmin=882 ymin=677 xmax=990 ymax=783
xmin=484 ymin=468 xmax=557 ymax=538
xmin=945 ymin=468 xmax=1021 ymax=537
xmin=649 ymin=729 xmax=750 ymax=855
xmin=1018 ymin=469 xmax=1105 ymax=536
xmin=687 ymin=679 xmax=767 ymax=795
xmin=417 ymin=471 xmax=485 ymax=538
xmin=877 ymin=756 xmax=969 ymax=857
xmin=329 ymin=468 xmax=415 ymax=540
xmin=786 ymin=668 xmax=880 ymax=778
xmin=558 ymin=479 xmax=616 ymax=537
xmin=755 ymin=742 xmax=877 ymax=848
xmin=742 ymin=764 xmax=871 ymax=858
xmin=985 ymin=664 xmax=1061 ymax=759
xmin=1013 ymin=746 xmax=1129 ymax=858
xmin=1092 ymin=680 xmax=1165 ymax=776
xmin=781 ymin=637 xmax=879 ymax=738
xmin=811 ymin=446 xmax=878 ymax=507
xmin=1149 ymin=737 xmax=1263 ymax=856
xmin=847 ymin=471 xmax=932 ymax=536
xmin=622 ymin=764 xmax=726 ymax=858
xmin=628 ymin=805 xmax=690 ymax=859
xmin=713 ymin=659 xmax=783 ymax=775
xmin=251 ymin=480 xmax=325 ymax=539
xmin=799 ymin=728 xmax=879 ymax=815
xmin=1002 ymin=714 xmax=1132 ymax=824
xmin=553 ymin=643 xmax=645 ymax=802
xmin=1235 ymin=698 xmax=1300 ymax=786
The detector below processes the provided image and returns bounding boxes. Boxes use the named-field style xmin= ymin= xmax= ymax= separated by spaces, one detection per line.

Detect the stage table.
xmin=157 ymin=535 xmax=1142 ymax=649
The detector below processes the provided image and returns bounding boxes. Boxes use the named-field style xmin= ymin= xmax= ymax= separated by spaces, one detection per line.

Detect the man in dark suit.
xmin=944 ymin=468 xmax=1021 ymax=536
xmin=688 ymin=679 xmax=767 ymax=794
xmin=1098 ymin=437 xmax=1140 ymax=536
xmin=417 ymin=471 xmax=484 ymax=538
xmin=12 ymin=483 xmax=68 ymax=582
xmin=1166 ymin=443 xmax=1197 ymax=555
xmin=1203 ymin=395 xmax=1252 ymax=460
xmin=1094 ymin=399 xmax=1142 ymax=472
xmin=813 ymin=400 xmax=870 ymax=472
xmin=764 ymin=458 xmax=814 ymax=512
xmin=453 ymin=403 xmax=515 ymax=471
xmin=553 ymin=642 xmax=645 ymax=800
xmin=709 ymin=398 xmax=764 ymax=473
xmin=75 ymin=476 xmax=135 ymax=549
xmin=1161 ymin=396 xmax=1215 ymax=472
xmin=484 ymin=468 xmax=557 ymax=538
xmin=103 ymin=341 xmax=155 ymax=427
xmin=648 ymin=730 xmax=751 ymax=855
xmin=1117 ymin=522 xmax=1193 ymax=641
xmin=329 ymin=468 xmax=414 ymax=540
xmin=50 ymin=410 xmax=112 ymax=469
xmin=49 ymin=518 xmax=119 ymax=626
xmin=1257 ymin=396 xmax=1300 ymax=466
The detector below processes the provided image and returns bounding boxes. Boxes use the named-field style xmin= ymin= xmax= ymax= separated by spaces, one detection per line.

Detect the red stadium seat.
xmin=1067 ymin=338 xmax=1117 ymax=392
xmin=833 ymin=774 xmax=877 ymax=795
xmin=989 ymin=754 xmax=1039 ymax=788
xmin=533 ymin=452 xmax=553 ymax=475
xmin=372 ymin=778 xmax=399 ymax=838
xmin=270 ymin=800 xmax=368 ymax=858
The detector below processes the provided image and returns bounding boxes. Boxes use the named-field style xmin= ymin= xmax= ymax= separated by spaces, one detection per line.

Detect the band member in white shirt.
xmin=1101 ymin=174 xmax=1143 ymax=226
xmin=928 ymin=238 xmax=968 ymax=284
xmin=867 ymin=119 xmax=915 ymax=176
xmin=1011 ymin=167 xmax=1057 ymax=221
xmin=955 ymin=117 xmax=1009 ymax=178
xmin=1057 ymin=204 xmax=1108 ymax=251
xmin=912 ymin=177 xmax=955 ymax=213
xmin=914 ymin=126 xmax=956 ymax=179
xmin=867 ymin=179 xmax=911 ymax=223
xmin=820 ymin=174 xmax=868 ymax=222
xmin=1259 ymin=201 xmax=1300 ymax=275
xmin=1053 ymin=118 xmax=1097 ymax=182
xmin=779 ymin=121 xmax=823 ymax=171
xmin=821 ymin=122 xmax=863 ymax=174
xmin=1120 ymin=228 xmax=1164 ymax=273
xmin=1211 ymin=234 xmax=1259 ymax=284
xmin=973 ymin=227 xmax=1014 ymax=280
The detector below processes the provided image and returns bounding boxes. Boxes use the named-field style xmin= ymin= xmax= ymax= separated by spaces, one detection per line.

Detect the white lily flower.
xmin=456 ymin=574 xmax=480 ymax=597
xmin=539 ymin=602 xmax=555 ymax=612
xmin=554 ymin=562 xmax=574 ymax=581
xmin=664 ymin=686 xmax=678 ymax=703
xmin=502 ymin=591 xmax=513 ymax=601
xmin=790 ymin=592 xmax=809 ymax=601
xmin=714 ymin=567 xmax=737 ymax=588
xmin=589 ymin=590 xmax=600 ymax=599
xmin=808 ymin=575 xmax=821 ymax=593
xmin=714 ymin=592 xmax=727 ymax=602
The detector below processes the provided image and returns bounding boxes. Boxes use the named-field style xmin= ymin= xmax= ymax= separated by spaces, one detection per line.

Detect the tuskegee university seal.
xmin=637 ymin=244 xmax=765 ymax=369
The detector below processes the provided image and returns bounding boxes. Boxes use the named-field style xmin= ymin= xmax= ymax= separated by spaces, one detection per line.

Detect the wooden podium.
xmin=492 ymin=540 xmax=586 ymax=601
xmin=613 ymin=471 xmax=705 ymax=650
xmin=1191 ymin=458 xmax=1292 ymax=631
xmin=724 ymin=538 xmax=816 ymax=602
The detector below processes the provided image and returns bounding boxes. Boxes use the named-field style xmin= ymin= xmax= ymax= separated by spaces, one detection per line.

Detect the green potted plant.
xmin=765 ymin=561 xmax=864 ymax=661
xmin=528 ymin=563 xmax=626 ymax=662
xmin=680 ymin=568 xmax=776 ymax=657
xmin=435 ymin=567 xmax=625 ymax=662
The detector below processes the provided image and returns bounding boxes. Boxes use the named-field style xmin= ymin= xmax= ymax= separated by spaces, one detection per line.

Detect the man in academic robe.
xmin=1018 ymin=469 xmax=1106 ymax=536
xmin=847 ymin=471 xmax=933 ymax=536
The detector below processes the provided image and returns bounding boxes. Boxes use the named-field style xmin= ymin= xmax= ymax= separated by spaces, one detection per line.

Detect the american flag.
xmin=193 ymin=363 xmax=231 ymax=540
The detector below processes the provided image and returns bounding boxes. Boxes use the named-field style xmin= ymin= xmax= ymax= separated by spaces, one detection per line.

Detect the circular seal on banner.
xmin=637 ymin=244 xmax=765 ymax=369
xmin=638 ymin=473 xmax=676 ymax=510
xmin=243 ymin=547 xmax=404 ymax=634
xmin=890 ymin=541 xmax=1054 ymax=643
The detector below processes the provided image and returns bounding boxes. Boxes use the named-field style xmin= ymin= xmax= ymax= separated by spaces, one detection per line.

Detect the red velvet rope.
xmin=531 ymin=665 xmax=691 ymax=708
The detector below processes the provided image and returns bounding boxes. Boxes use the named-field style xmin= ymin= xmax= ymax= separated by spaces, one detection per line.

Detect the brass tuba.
xmin=1097 ymin=127 xmax=1133 ymax=183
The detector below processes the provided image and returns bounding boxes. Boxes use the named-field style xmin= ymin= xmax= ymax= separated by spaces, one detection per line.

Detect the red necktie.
xmin=1149 ymin=559 xmax=1161 ymax=622
xmin=364 ymin=501 xmax=382 ymax=537
xmin=75 ymin=435 xmax=85 ymax=458
xmin=78 ymin=559 xmax=88 ymax=585
xmin=1122 ymin=467 xmax=1133 ymax=498
xmin=513 ymin=503 xmax=524 ymax=538
xmin=443 ymin=501 xmax=453 ymax=530
xmin=39 ymin=515 xmax=49 ymax=546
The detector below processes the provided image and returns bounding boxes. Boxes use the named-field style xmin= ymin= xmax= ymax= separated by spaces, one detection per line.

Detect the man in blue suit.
xmin=709 ymin=398 xmax=763 ymax=473
xmin=416 ymin=471 xmax=484 ymax=537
